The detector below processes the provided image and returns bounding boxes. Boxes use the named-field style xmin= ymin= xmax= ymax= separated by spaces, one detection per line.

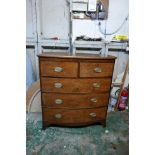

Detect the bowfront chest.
xmin=38 ymin=52 xmax=116 ymax=129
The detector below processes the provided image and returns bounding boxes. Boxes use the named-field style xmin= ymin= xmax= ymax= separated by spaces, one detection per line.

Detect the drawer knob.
xmin=54 ymin=82 xmax=63 ymax=88
xmin=55 ymin=99 xmax=63 ymax=105
xmin=90 ymin=98 xmax=97 ymax=103
xmin=54 ymin=67 xmax=63 ymax=72
xmin=94 ymin=67 xmax=102 ymax=73
xmin=93 ymin=83 xmax=101 ymax=88
xmin=89 ymin=112 xmax=96 ymax=117
xmin=55 ymin=113 xmax=62 ymax=119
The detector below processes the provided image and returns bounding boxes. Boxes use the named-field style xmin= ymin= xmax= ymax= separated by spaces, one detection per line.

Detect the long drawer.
xmin=40 ymin=61 xmax=78 ymax=77
xmin=80 ymin=62 xmax=114 ymax=77
xmin=43 ymin=107 xmax=107 ymax=124
xmin=41 ymin=78 xmax=112 ymax=93
xmin=42 ymin=93 xmax=109 ymax=108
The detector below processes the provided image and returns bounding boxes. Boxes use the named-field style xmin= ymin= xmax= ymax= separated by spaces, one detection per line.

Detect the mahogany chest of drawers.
xmin=38 ymin=52 xmax=116 ymax=129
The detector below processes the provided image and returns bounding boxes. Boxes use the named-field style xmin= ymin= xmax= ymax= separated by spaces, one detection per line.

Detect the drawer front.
xmin=43 ymin=107 xmax=107 ymax=124
xmin=41 ymin=78 xmax=111 ymax=93
xmin=80 ymin=62 xmax=114 ymax=77
xmin=42 ymin=93 xmax=109 ymax=108
xmin=40 ymin=61 xmax=78 ymax=77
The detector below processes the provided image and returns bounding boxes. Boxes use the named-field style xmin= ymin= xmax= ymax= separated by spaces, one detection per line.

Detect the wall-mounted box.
xmin=72 ymin=2 xmax=88 ymax=12
xmin=88 ymin=0 xmax=97 ymax=12
xmin=72 ymin=0 xmax=88 ymax=2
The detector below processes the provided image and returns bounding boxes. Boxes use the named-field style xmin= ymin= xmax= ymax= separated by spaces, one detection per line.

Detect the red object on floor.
xmin=118 ymin=89 xmax=128 ymax=111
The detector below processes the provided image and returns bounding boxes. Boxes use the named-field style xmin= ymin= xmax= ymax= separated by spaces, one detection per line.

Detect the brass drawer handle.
xmin=54 ymin=82 xmax=63 ymax=88
xmin=90 ymin=98 xmax=97 ymax=103
xmin=89 ymin=112 xmax=96 ymax=117
xmin=55 ymin=99 xmax=63 ymax=105
xmin=94 ymin=67 xmax=102 ymax=73
xmin=93 ymin=83 xmax=101 ymax=88
xmin=55 ymin=113 xmax=62 ymax=119
xmin=54 ymin=67 xmax=63 ymax=72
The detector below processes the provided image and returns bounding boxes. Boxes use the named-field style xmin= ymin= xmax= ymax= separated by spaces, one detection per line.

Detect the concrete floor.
xmin=26 ymin=111 xmax=129 ymax=155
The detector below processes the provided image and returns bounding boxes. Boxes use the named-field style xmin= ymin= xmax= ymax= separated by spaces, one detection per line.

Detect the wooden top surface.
xmin=38 ymin=52 xmax=116 ymax=60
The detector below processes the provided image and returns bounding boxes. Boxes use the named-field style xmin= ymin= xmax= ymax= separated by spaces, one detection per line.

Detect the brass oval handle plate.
xmin=94 ymin=67 xmax=102 ymax=73
xmin=55 ymin=99 xmax=63 ymax=105
xmin=89 ymin=112 xmax=96 ymax=117
xmin=55 ymin=113 xmax=62 ymax=119
xmin=93 ymin=83 xmax=101 ymax=88
xmin=54 ymin=82 xmax=63 ymax=88
xmin=90 ymin=98 xmax=97 ymax=103
xmin=54 ymin=67 xmax=63 ymax=73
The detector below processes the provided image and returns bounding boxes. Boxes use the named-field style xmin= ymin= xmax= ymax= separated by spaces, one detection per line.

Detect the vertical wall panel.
xmin=26 ymin=48 xmax=36 ymax=89
xmin=108 ymin=51 xmax=128 ymax=80
xmin=26 ymin=0 xmax=34 ymax=39
xmin=38 ymin=0 xmax=69 ymax=40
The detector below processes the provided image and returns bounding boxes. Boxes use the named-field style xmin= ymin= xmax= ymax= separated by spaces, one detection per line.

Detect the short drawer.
xmin=40 ymin=61 xmax=78 ymax=77
xmin=41 ymin=78 xmax=111 ymax=93
xmin=42 ymin=93 xmax=109 ymax=108
xmin=43 ymin=107 xmax=107 ymax=124
xmin=80 ymin=62 xmax=114 ymax=77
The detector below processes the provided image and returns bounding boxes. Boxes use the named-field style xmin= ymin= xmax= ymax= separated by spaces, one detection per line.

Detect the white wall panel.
xmin=26 ymin=47 xmax=37 ymax=89
xmin=38 ymin=0 xmax=69 ymax=40
xmin=108 ymin=51 xmax=128 ymax=79
xmin=105 ymin=0 xmax=129 ymax=40
xmin=26 ymin=0 xmax=34 ymax=39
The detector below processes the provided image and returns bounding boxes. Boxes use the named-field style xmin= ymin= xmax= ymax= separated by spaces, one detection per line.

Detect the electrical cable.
xmin=98 ymin=14 xmax=129 ymax=36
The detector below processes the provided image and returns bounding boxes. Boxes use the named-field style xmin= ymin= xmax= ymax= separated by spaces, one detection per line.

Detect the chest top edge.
xmin=38 ymin=52 xmax=116 ymax=60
